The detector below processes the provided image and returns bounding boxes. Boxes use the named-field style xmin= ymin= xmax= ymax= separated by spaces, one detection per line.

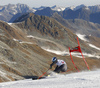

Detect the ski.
xmin=32 ymin=73 xmax=58 ymax=80
xmin=32 ymin=76 xmax=47 ymax=80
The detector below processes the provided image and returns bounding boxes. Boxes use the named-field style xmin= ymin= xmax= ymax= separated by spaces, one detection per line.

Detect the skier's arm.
xmin=50 ymin=62 xmax=56 ymax=69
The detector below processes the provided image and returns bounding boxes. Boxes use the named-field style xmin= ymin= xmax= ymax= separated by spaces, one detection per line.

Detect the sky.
xmin=0 ymin=0 xmax=100 ymax=7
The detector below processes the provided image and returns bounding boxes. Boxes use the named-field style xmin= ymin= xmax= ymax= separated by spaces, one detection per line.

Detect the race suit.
xmin=50 ymin=59 xmax=67 ymax=73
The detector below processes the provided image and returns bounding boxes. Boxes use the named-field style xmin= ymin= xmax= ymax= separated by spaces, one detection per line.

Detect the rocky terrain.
xmin=0 ymin=4 xmax=100 ymax=83
xmin=52 ymin=13 xmax=100 ymax=38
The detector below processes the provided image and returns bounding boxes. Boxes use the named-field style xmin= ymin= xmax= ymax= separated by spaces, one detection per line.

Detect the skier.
xmin=50 ymin=57 xmax=67 ymax=73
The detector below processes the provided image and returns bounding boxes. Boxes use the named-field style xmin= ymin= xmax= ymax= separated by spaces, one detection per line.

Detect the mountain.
xmin=33 ymin=5 xmax=65 ymax=12
xmin=60 ymin=7 xmax=91 ymax=21
xmin=35 ymin=4 xmax=100 ymax=24
xmin=65 ymin=4 xmax=100 ymax=12
xmin=14 ymin=13 xmax=77 ymax=49
xmin=0 ymin=4 xmax=100 ymax=24
xmin=52 ymin=12 xmax=100 ymax=38
xmin=33 ymin=6 xmax=46 ymax=10
xmin=90 ymin=12 xmax=100 ymax=24
xmin=0 ymin=14 xmax=100 ymax=82
xmin=65 ymin=19 xmax=100 ymax=38
xmin=65 ymin=4 xmax=86 ymax=11
xmin=61 ymin=7 xmax=100 ymax=24
xmin=0 ymin=20 xmax=61 ymax=82
xmin=0 ymin=4 xmax=65 ymax=22
xmin=51 ymin=5 xmax=65 ymax=11
xmin=0 ymin=4 xmax=100 ymax=82
xmin=89 ymin=5 xmax=100 ymax=13
xmin=35 ymin=7 xmax=56 ymax=17
xmin=0 ymin=3 xmax=35 ymax=22
xmin=14 ymin=13 xmax=100 ymax=54
xmin=52 ymin=13 xmax=100 ymax=52
xmin=73 ymin=4 xmax=86 ymax=11
xmin=14 ymin=13 xmax=80 ymax=49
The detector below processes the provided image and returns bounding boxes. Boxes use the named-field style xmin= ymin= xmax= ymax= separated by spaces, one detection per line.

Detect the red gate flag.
xmin=69 ymin=37 xmax=90 ymax=71
xmin=69 ymin=47 xmax=80 ymax=72
xmin=69 ymin=46 xmax=81 ymax=53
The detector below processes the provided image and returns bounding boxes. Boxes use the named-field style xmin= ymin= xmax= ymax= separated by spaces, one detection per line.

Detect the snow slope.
xmin=0 ymin=70 xmax=100 ymax=88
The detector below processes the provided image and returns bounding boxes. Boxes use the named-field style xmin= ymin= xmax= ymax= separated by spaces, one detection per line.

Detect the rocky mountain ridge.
xmin=0 ymin=3 xmax=35 ymax=22
xmin=13 ymin=13 xmax=86 ymax=50
xmin=0 ymin=3 xmax=100 ymax=23
xmin=35 ymin=5 xmax=100 ymax=24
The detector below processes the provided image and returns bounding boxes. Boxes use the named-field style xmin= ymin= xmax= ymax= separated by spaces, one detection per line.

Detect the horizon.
xmin=0 ymin=0 xmax=100 ymax=8
xmin=0 ymin=3 xmax=100 ymax=8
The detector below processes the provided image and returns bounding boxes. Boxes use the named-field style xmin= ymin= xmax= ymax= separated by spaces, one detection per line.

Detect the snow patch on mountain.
xmin=8 ymin=23 xmax=12 ymax=25
xmin=13 ymin=38 xmax=33 ymax=44
xmin=65 ymin=4 xmax=87 ymax=11
xmin=51 ymin=5 xmax=65 ymax=11
xmin=76 ymin=33 xmax=89 ymax=42
xmin=0 ymin=70 xmax=12 ymax=81
xmin=27 ymin=34 xmax=100 ymax=59
xmin=42 ymin=47 xmax=100 ymax=59
xmin=0 ymin=71 xmax=6 ymax=76
xmin=89 ymin=44 xmax=100 ymax=51
xmin=76 ymin=33 xmax=100 ymax=51
xmin=41 ymin=47 xmax=67 ymax=55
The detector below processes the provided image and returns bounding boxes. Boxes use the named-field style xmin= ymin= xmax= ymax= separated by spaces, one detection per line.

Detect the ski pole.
xmin=38 ymin=68 xmax=50 ymax=79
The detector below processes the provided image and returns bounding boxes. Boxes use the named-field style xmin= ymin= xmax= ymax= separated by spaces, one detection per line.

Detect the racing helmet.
xmin=52 ymin=57 xmax=57 ymax=62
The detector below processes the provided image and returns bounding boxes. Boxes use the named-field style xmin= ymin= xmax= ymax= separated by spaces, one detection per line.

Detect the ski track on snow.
xmin=0 ymin=70 xmax=100 ymax=88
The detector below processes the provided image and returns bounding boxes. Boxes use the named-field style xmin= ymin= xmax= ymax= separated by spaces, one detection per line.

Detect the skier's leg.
xmin=54 ymin=65 xmax=64 ymax=73
xmin=61 ymin=64 xmax=67 ymax=72
xmin=54 ymin=66 xmax=61 ymax=73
